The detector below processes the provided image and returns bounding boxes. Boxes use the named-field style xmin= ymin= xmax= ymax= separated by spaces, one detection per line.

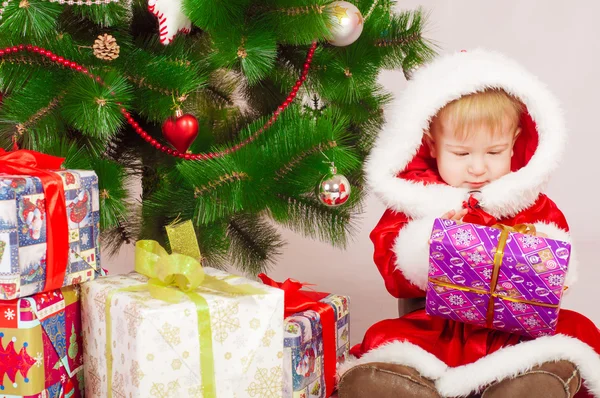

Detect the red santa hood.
xmin=365 ymin=49 xmax=565 ymax=220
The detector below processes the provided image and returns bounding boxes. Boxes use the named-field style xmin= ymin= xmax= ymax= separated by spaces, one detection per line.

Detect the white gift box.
xmin=82 ymin=268 xmax=284 ymax=397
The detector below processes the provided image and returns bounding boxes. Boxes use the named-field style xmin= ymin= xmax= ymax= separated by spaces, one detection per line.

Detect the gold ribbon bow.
xmin=429 ymin=223 xmax=562 ymax=329
xmin=105 ymin=221 xmax=264 ymax=398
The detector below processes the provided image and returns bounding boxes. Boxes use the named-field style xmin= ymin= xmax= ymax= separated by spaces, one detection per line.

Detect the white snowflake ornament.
xmin=148 ymin=0 xmax=192 ymax=45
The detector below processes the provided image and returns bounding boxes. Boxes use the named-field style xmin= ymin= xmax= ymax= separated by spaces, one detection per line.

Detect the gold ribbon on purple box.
xmin=428 ymin=223 xmax=563 ymax=329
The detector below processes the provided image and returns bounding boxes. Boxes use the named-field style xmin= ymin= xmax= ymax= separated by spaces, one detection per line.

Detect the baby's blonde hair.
xmin=430 ymin=88 xmax=524 ymax=140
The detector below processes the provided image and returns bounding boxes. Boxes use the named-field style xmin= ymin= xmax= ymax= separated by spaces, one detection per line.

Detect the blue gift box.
xmin=283 ymin=294 xmax=350 ymax=398
xmin=0 ymin=170 xmax=101 ymax=299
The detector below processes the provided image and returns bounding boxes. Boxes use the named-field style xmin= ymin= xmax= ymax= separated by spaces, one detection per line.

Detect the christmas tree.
xmin=0 ymin=0 xmax=435 ymax=273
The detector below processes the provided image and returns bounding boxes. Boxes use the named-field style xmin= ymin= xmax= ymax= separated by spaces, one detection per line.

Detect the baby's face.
xmin=426 ymin=116 xmax=519 ymax=189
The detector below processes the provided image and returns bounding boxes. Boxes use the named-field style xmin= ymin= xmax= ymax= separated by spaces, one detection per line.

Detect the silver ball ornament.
xmin=317 ymin=166 xmax=351 ymax=207
xmin=327 ymin=1 xmax=364 ymax=47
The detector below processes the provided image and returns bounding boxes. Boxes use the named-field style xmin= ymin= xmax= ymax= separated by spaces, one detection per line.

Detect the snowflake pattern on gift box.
xmin=509 ymin=302 xmax=530 ymax=313
xmin=517 ymin=234 xmax=548 ymax=253
xmin=452 ymin=227 xmax=477 ymax=247
xmin=545 ymin=273 xmax=565 ymax=287
xmin=481 ymin=267 xmax=493 ymax=280
xmin=247 ymin=366 xmax=283 ymax=398
xmin=516 ymin=313 xmax=547 ymax=331
xmin=158 ymin=323 xmax=181 ymax=346
xmin=211 ymin=300 xmax=240 ymax=344
xmin=460 ymin=246 xmax=493 ymax=268
xmin=124 ymin=302 xmax=145 ymax=338
xmin=457 ymin=308 xmax=485 ymax=324
xmin=441 ymin=291 xmax=471 ymax=309
xmin=150 ymin=380 xmax=181 ymax=397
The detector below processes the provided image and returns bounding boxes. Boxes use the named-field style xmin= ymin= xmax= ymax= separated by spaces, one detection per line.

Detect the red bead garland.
xmin=0 ymin=42 xmax=318 ymax=161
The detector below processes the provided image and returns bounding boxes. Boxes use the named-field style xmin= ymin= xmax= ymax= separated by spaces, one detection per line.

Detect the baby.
xmin=337 ymin=50 xmax=600 ymax=398
xmin=426 ymin=89 xmax=547 ymax=238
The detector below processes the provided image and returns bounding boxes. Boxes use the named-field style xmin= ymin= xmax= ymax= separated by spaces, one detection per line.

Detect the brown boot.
xmin=481 ymin=360 xmax=582 ymax=398
xmin=338 ymin=362 xmax=441 ymax=398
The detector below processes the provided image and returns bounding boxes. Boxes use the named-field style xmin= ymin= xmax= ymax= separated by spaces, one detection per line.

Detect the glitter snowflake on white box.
xmin=519 ymin=235 xmax=541 ymax=249
xmin=211 ymin=300 xmax=240 ymax=343
xmin=547 ymin=274 xmax=565 ymax=287
xmin=452 ymin=228 xmax=476 ymax=246
xmin=247 ymin=366 xmax=283 ymax=398
xmin=448 ymin=294 xmax=465 ymax=307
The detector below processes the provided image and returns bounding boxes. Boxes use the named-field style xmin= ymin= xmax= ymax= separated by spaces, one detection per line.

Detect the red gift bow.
xmin=258 ymin=274 xmax=337 ymax=397
xmin=462 ymin=194 xmax=497 ymax=225
xmin=0 ymin=149 xmax=69 ymax=292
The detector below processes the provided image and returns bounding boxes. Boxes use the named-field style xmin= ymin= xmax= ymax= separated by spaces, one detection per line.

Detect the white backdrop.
xmin=106 ymin=1 xmax=600 ymax=346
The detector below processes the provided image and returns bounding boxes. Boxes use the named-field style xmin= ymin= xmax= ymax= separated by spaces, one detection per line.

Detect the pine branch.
xmin=13 ymin=93 xmax=63 ymax=139
xmin=193 ymin=171 xmax=249 ymax=197
xmin=183 ymin=0 xmax=250 ymax=32
xmin=274 ymin=140 xmax=337 ymax=180
xmin=270 ymin=192 xmax=358 ymax=247
xmin=0 ymin=0 xmax=62 ymax=41
xmin=227 ymin=213 xmax=284 ymax=275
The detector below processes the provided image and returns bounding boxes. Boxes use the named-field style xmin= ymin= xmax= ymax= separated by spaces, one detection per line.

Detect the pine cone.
xmin=93 ymin=34 xmax=120 ymax=61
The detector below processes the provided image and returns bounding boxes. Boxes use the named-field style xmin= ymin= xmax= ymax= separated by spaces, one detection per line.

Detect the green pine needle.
xmin=227 ymin=213 xmax=284 ymax=275
xmin=60 ymin=71 xmax=133 ymax=139
xmin=0 ymin=0 xmax=62 ymax=40
xmin=92 ymin=158 xmax=129 ymax=229
xmin=210 ymin=24 xmax=278 ymax=85
xmin=183 ymin=0 xmax=250 ymax=32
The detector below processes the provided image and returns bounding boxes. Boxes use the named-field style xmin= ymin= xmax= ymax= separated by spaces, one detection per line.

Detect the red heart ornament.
xmin=162 ymin=112 xmax=199 ymax=153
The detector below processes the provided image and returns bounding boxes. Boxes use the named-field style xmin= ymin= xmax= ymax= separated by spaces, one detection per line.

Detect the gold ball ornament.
xmin=317 ymin=165 xmax=351 ymax=207
xmin=327 ymin=1 xmax=364 ymax=47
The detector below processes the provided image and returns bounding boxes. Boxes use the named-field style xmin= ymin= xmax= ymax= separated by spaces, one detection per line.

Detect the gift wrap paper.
xmin=82 ymin=268 xmax=285 ymax=397
xmin=427 ymin=218 xmax=571 ymax=338
xmin=0 ymin=285 xmax=84 ymax=397
xmin=0 ymin=170 xmax=101 ymax=299
xmin=283 ymin=294 xmax=350 ymax=398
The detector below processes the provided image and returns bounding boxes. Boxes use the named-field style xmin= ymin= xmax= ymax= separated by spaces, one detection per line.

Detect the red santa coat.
xmin=340 ymin=49 xmax=600 ymax=398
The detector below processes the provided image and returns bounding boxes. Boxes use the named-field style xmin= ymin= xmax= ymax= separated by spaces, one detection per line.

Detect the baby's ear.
xmin=423 ymin=131 xmax=437 ymax=158
xmin=513 ymin=127 xmax=522 ymax=142
xmin=511 ymin=127 xmax=522 ymax=156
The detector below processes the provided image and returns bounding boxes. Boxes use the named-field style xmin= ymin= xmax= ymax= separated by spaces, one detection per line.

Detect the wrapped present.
xmin=0 ymin=149 xmax=101 ymax=299
xmin=259 ymin=275 xmax=350 ymax=398
xmin=0 ymin=285 xmax=84 ymax=397
xmin=82 ymin=229 xmax=285 ymax=398
xmin=426 ymin=218 xmax=571 ymax=338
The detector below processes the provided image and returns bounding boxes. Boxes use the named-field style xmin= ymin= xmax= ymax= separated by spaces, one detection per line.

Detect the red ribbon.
xmin=462 ymin=195 xmax=497 ymax=226
xmin=0 ymin=149 xmax=69 ymax=292
xmin=258 ymin=274 xmax=337 ymax=397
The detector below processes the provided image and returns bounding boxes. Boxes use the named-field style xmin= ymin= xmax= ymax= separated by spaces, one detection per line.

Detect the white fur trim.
xmin=393 ymin=216 xmax=438 ymax=291
xmin=436 ymin=334 xmax=600 ymax=397
xmin=366 ymin=49 xmax=566 ymax=219
xmin=338 ymin=341 xmax=448 ymax=381
xmin=533 ymin=222 xmax=578 ymax=288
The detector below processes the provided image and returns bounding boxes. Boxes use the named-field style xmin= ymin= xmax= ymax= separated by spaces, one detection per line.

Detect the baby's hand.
xmin=441 ymin=209 xmax=468 ymax=221
xmin=428 ymin=209 xmax=469 ymax=245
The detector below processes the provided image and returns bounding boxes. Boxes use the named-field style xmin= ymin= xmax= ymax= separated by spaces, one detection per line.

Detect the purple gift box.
xmin=426 ymin=218 xmax=571 ymax=338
